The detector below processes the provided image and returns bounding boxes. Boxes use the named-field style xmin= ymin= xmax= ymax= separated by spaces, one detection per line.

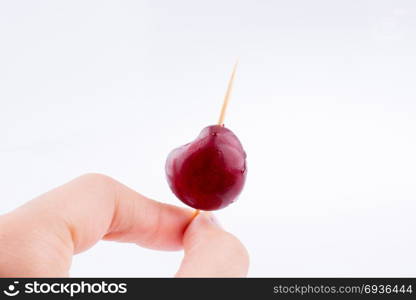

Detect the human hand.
xmin=0 ymin=174 xmax=249 ymax=277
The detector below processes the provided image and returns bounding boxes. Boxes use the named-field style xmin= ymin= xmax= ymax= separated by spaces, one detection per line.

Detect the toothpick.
xmin=218 ymin=60 xmax=238 ymax=126
xmin=192 ymin=209 xmax=200 ymax=220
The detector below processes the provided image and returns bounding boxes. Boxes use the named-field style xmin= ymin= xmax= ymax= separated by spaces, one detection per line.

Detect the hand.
xmin=0 ymin=174 xmax=249 ymax=277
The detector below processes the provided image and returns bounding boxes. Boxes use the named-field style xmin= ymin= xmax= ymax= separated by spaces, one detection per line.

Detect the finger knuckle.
xmin=79 ymin=173 xmax=116 ymax=188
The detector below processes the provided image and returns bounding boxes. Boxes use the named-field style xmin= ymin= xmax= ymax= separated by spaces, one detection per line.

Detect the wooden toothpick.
xmin=218 ymin=60 xmax=239 ymax=126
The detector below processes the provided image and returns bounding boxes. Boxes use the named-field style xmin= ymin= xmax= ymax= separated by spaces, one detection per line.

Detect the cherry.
xmin=165 ymin=62 xmax=247 ymax=210
xmin=165 ymin=125 xmax=247 ymax=210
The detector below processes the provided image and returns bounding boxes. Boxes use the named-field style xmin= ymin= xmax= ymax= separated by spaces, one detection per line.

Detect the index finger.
xmin=1 ymin=173 xmax=194 ymax=254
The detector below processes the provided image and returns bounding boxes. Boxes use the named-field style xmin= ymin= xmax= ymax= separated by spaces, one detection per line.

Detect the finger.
xmin=0 ymin=173 xmax=194 ymax=276
xmin=175 ymin=212 xmax=249 ymax=277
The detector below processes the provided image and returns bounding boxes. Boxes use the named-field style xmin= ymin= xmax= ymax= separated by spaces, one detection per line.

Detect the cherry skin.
xmin=165 ymin=125 xmax=247 ymax=210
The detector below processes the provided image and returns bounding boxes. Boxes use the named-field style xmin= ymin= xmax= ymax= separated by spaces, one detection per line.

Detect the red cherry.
xmin=165 ymin=61 xmax=245 ymax=210
xmin=165 ymin=124 xmax=247 ymax=210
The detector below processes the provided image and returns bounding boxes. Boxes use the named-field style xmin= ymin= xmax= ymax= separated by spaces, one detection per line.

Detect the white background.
xmin=1 ymin=0 xmax=416 ymax=277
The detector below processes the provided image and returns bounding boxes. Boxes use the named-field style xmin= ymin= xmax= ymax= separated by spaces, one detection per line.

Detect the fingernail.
xmin=190 ymin=211 xmax=222 ymax=230
xmin=206 ymin=212 xmax=222 ymax=228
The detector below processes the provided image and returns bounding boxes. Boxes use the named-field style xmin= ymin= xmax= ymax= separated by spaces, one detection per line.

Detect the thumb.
xmin=175 ymin=212 xmax=249 ymax=277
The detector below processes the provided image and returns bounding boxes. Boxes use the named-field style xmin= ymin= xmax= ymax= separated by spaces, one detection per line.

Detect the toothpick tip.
xmin=217 ymin=62 xmax=238 ymax=126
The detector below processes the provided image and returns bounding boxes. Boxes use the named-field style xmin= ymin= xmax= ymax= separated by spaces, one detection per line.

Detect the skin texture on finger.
xmin=0 ymin=173 xmax=194 ymax=277
xmin=175 ymin=212 xmax=249 ymax=277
